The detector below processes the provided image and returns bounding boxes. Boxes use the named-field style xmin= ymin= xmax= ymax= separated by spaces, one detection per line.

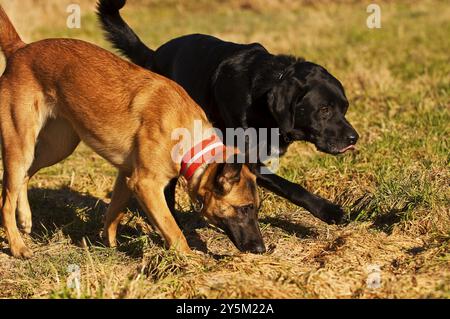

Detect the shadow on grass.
xmin=11 ymin=187 xmax=326 ymax=258
xmin=26 ymin=187 xmax=208 ymax=258
xmin=28 ymin=187 xmax=106 ymax=244
xmin=260 ymin=216 xmax=319 ymax=239
xmin=348 ymin=194 xmax=417 ymax=234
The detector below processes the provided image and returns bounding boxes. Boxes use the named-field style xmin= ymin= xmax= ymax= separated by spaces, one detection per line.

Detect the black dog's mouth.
xmin=316 ymin=143 xmax=356 ymax=155
xmin=309 ymin=136 xmax=357 ymax=155
xmin=280 ymin=132 xmax=356 ymax=155
xmin=338 ymin=144 xmax=356 ymax=153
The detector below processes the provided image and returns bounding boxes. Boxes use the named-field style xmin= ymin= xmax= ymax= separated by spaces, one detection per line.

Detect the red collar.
xmin=180 ymin=135 xmax=227 ymax=180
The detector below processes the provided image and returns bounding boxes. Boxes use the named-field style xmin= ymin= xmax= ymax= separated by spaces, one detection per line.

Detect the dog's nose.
xmin=347 ymin=133 xmax=359 ymax=145
xmin=250 ymin=243 xmax=266 ymax=254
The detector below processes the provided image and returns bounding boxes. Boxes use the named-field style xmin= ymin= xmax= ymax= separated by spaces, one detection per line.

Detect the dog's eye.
xmin=319 ymin=106 xmax=331 ymax=117
xmin=237 ymin=204 xmax=255 ymax=214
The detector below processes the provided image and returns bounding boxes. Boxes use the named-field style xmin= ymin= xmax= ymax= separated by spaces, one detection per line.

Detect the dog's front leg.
xmin=128 ymin=174 xmax=191 ymax=254
xmin=257 ymin=172 xmax=344 ymax=224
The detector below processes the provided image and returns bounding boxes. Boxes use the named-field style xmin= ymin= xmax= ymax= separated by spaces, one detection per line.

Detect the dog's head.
xmin=268 ymin=60 xmax=359 ymax=155
xmin=196 ymin=162 xmax=265 ymax=254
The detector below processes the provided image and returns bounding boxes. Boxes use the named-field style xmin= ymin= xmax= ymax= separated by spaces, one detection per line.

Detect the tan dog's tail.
xmin=0 ymin=6 xmax=25 ymax=58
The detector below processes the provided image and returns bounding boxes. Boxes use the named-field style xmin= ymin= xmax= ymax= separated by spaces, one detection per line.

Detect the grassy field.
xmin=0 ymin=0 xmax=449 ymax=298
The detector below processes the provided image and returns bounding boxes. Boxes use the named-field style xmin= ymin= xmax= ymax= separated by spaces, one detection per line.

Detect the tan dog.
xmin=0 ymin=6 xmax=265 ymax=259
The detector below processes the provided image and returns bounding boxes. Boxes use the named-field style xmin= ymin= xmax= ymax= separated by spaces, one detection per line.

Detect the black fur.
xmin=96 ymin=0 xmax=154 ymax=68
xmin=97 ymin=0 xmax=359 ymax=224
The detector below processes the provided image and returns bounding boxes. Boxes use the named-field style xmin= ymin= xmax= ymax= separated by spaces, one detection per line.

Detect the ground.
xmin=0 ymin=0 xmax=448 ymax=298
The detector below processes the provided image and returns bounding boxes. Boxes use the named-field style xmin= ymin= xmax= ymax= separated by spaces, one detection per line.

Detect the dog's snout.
xmin=251 ymin=243 xmax=267 ymax=254
xmin=243 ymin=241 xmax=266 ymax=254
xmin=347 ymin=133 xmax=359 ymax=145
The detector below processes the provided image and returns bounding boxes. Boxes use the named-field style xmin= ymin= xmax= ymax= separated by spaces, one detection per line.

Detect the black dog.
xmin=97 ymin=0 xmax=359 ymax=224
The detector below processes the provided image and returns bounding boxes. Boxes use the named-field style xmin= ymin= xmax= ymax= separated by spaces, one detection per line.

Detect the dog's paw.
xmin=316 ymin=201 xmax=345 ymax=225
xmin=102 ymin=234 xmax=117 ymax=248
xmin=11 ymin=244 xmax=33 ymax=259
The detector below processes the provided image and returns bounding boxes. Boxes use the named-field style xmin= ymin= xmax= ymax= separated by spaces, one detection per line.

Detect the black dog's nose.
xmin=347 ymin=133 xmax=359 ymax=145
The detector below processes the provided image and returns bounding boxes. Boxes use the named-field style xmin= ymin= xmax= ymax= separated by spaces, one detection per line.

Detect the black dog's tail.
xmin=97 ymin=0 xmax=154 ymax=69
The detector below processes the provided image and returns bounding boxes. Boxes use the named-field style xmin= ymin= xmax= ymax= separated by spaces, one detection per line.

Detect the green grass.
xmin=0 ymin=0 xmax=449 ymax=299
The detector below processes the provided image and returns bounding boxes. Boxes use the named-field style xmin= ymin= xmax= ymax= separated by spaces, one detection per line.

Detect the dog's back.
xmin=2 ymin=37 xmax=204 ymax=164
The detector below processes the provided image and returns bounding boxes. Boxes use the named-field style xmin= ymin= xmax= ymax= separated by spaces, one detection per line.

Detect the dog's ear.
xmin=215 ymin=163 xmax=242 ymax=195
xmin=267 ymin=76 xmax=297 ymax=133
xmin=268 ymin=64 xmax=309 ymax=133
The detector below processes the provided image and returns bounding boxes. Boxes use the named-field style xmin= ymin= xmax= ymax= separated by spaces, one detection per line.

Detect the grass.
xmin=0 ymin=0 xmax=449 ymax=298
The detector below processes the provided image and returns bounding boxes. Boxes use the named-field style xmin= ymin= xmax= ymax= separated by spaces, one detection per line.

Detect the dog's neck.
xmin=180 ymin=135 xmax=225 ymax=180
xmin=186 ymin=163 xmax=210 ymax=211
xmin=179 ymin=135 xmax=227 ymax=211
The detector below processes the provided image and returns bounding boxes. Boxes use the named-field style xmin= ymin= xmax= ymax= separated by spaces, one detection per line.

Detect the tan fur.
xmin=0 ymin=6 xmax=258 ymax=258
xmin=193 ymin=163 xmax=259 ymax=223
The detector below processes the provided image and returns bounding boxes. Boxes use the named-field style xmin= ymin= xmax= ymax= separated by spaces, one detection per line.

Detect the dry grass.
xmin=0 ymin=0 xmax=449 ymax=299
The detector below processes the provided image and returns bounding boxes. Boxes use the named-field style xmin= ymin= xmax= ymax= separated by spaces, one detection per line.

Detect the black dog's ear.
xmin=267 ymin=80 xmax=295 ymax=132
xmin=267 ymin=74 xmax=300 ymax=133
xmin=267 ymin=60 xmax=312 ymax=133
xmin=215 ymin=163 xmax=242 ymax=195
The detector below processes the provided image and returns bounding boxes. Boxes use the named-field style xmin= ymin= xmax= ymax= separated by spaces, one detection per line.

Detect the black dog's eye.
xmin=319 ymin=106 xmax=331 ymax=117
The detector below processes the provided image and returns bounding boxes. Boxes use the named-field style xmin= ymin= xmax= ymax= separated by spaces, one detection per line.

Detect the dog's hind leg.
xmin=0 ymin=95 xmax=42 ymax=258
xmin=1 ymin=161 xmax=34 ymax=258
xmin=16 ymin=118 xmax=81 ymax=234
xmin=16 ymin=177 xmax=31 ymax=233
xmin=103 ymin=171 xmax=132 ymax=248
